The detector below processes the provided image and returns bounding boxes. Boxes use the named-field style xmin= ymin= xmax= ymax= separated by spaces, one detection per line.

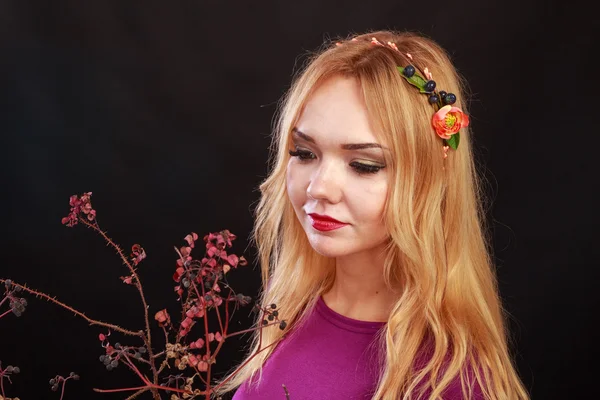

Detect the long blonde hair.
xmin=217 ymin=30 xmax=529 ymax=400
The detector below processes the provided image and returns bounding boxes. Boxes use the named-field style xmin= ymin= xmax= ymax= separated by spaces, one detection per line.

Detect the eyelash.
xmin=288 ymin=148 xmax=385 ymax=175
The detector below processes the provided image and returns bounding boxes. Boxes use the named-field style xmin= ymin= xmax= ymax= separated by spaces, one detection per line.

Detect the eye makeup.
xmin=288 ymin=146 xmax=386 ymax=175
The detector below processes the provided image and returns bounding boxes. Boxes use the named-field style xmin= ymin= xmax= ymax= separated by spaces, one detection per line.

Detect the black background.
xmin=0 ymin=0 xmax=597 ymax=399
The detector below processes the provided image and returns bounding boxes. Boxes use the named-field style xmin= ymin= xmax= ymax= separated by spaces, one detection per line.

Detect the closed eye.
xmin=288 ymin=148 xmax=385 ymax=175
xmin=288 ymin=148 xmax=316 ymax=161
xmin=349 ymin=162 xmax=384 ymax=174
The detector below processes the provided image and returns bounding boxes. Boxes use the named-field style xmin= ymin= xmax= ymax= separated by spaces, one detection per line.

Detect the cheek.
xmin=347 ymin=178 xmax=388 ymax=223
xmin=285 ymin=162 xmax=305 ymax=208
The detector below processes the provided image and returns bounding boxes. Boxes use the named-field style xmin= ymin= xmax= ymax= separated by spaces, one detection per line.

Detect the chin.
xmin=304 ymin=227 xmax=390 ymax=260
xmin=305 ymin=232 xmax=357 ymax=258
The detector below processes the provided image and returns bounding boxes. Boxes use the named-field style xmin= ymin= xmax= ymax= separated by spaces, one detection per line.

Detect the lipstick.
xmin=308 ymin=213 xmax=348 ymax=232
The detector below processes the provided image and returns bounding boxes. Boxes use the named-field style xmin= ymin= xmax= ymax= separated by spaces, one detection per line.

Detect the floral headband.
xmin=336 ymin=37 xmax=470 ymax=159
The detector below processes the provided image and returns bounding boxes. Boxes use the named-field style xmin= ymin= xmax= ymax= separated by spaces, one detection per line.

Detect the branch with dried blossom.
xmin=0 ymin=192 xmax=288 ymax=399
xmin=49 ymin=372 xmax=80 ymax=400
xmin=0 ymin=361 xmax=21 ymax=400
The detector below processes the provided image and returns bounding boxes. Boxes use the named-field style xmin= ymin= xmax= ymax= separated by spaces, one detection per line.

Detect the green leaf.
xmin=397 ymin=67 xmax=427 ymax=92
xmin=447 ymin=133 xmax=460 ymax=150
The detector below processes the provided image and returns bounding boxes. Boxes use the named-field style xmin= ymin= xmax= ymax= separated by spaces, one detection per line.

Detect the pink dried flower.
xmin=62 ymin=192 xmax=96 ymax=227
xmin=424 ymin=67 xmax=433 ymax=80
xmin=387 ymin=41 xmax=399 ymax=52
xmin=189 ymin=338 xmax=205 ymax=349
xmin=370 ymin=37 xmax=384 ymax=46
xmin=227 ymin=254 xmax=239 ymax=268
xmin=154 ymin=309 xmax=170 ymax=327
xmin=173 ymin=267 xmax=184 ymax=282
xmin=198 ymin=360 xmax=208 ymax=372
xmin=130 ymin=244 xmax=146 ymax=266
xmin=184 ymin=232 xmax=198 ymax=248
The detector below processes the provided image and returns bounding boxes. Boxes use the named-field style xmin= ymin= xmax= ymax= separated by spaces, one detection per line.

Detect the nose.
xmin=306 ymin=160 xmax=342 ymax=204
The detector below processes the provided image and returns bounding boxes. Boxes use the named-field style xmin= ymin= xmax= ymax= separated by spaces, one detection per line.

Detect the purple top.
xmin=232 ymin=296 xmax=385 ymax=399
xmin=232 ymin=296 xmax=484 ymax=399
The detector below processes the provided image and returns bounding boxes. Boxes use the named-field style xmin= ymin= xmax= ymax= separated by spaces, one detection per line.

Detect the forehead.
xmin=295 ymin=75 xmax=383 ymax=145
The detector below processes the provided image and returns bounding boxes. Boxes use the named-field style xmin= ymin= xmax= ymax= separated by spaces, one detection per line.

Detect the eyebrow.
xmin=292 ymin=127 xmax=388 ymax=151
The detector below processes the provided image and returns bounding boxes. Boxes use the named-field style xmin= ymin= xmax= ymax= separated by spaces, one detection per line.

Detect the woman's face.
xmin=286 ymin=75 xmax=390 ymax=259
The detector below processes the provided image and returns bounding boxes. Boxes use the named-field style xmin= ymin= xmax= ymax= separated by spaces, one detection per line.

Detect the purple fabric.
xmin=232 ymin=296 xmax=484 ymax=399
xmin=232 ymin=296 xmax=386 ymax=399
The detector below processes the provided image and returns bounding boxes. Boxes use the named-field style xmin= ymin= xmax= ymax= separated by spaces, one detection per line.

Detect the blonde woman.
xmin=220 ymin=30 xmax=529 ymax=400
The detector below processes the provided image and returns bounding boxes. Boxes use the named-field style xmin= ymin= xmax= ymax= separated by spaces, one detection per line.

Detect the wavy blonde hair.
xmin=217 ymin=30 xmax=529 ymax=400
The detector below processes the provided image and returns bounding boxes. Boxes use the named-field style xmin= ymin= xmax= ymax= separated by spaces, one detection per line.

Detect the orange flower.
xmin=432 ymin=105 xmax=469 ymax=139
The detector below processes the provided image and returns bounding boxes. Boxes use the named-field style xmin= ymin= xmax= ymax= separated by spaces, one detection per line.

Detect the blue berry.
xmin=424 ymin=80 xmax=436 ymax=93
xmin=439 ymin=91 xmax=447 ymax=99
xmin=279 ymin=321 xmax=287 ymax=330
xmin=443 ymin=93 xmax=457 ymax=105
xmin=403 ymin=65 xmax=416 ymax=78
xmin=428 ymin=95 xmax=439 ymax=104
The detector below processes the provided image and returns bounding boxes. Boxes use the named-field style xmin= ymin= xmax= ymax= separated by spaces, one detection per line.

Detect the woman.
xmin=220 ymin=30 xmax=529 ymax=399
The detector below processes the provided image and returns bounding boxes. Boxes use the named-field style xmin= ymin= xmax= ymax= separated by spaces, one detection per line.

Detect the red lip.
xmin=307 ymin=213 xmax=348 ymax=232
xmin=308 ymin=213 xmax=344 ymax=224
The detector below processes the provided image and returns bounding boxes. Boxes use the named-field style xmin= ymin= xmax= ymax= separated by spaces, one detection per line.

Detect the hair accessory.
xmin=365 ymin=37 xmax=470 ymax=152
xmin=396 ymin=62 xmax=469 ymax=151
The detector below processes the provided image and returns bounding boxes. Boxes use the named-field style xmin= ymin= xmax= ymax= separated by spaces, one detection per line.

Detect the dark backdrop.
xmin=0 ymin=0 xmax=596 ymax=399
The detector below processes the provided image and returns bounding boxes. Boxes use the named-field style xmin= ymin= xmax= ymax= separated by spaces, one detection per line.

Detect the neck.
xmin=322 ymin=242 xmax=398 ymax=322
